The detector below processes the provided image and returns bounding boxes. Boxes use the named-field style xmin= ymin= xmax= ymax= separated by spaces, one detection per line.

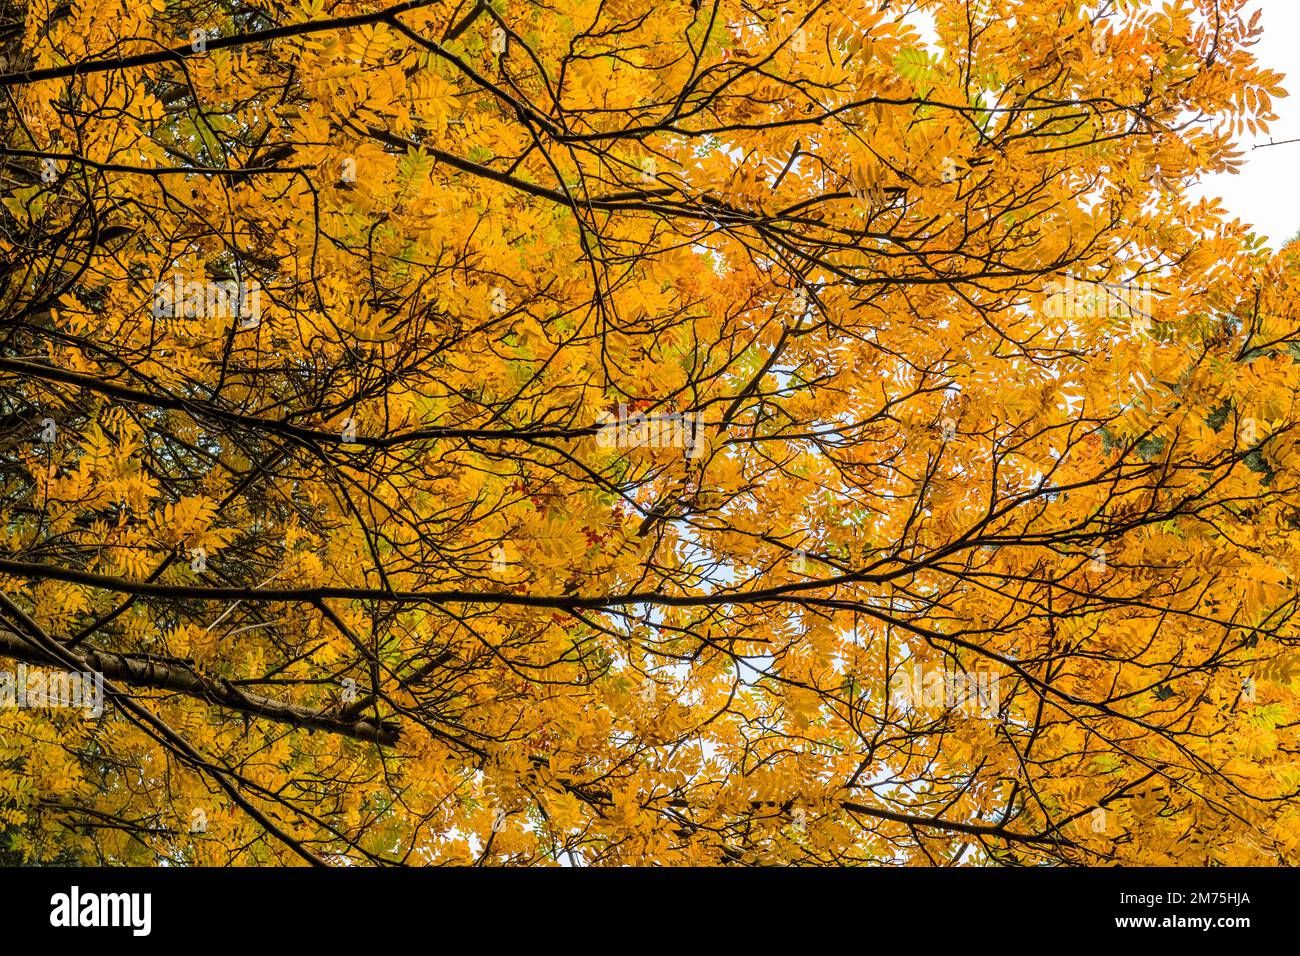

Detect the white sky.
xmin=1194 ymin=0 xmax=1300 ymax=249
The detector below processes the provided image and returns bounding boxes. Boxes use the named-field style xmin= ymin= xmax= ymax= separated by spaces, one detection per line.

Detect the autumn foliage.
xmin=2 ymin=0 xmax=1299 ymax=865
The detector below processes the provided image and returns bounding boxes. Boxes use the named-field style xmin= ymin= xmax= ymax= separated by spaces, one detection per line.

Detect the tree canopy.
xmin=2 ymin=0 xmax=1300 ymax=865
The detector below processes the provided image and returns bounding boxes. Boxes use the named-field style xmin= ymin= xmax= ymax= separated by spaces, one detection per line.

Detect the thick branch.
xmin=0 ymin=628 xmax=399 ymax=746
